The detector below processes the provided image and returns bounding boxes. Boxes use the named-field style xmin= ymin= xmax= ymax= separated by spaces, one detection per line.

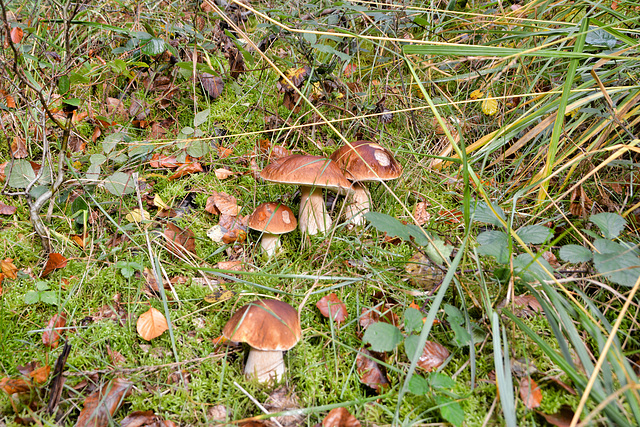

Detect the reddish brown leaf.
xmin=0 ymin=377 xmax=31 ymax=395
xmin=510 ymin=294 xmax=543 ymax=318
xmin=206 ymin=191 xmax=240 ymax=216
xmin=150 ymin=153 xmax=181 ymax=169
xmin=356 ymin=349 xmax=389 ymax=393
xmin=28 ymin=364 xmax=51 ymax=384
xmin=121 ymin=410 xmax=157 ymax=427
xmin=416 ymin=341 xmax=450 ymax=372
xmin=322 ymin=407 xmax=361 ymax=427
xmin=413 ymin=202 xmax=431 ymax=225
xmin=199 ymin=73 xmax=224 ymax=100
xmin=0 ymin=201 xmax=16 ymax=215
xmin=1 ymin=89 xmax=16 ymax=108
xmin=105 ymin=97 xmax=128 ymax=119
xmin=70 ymin=233 xmax=87 ymax=248
xmin=519 ymin=377 xmax=542 ymax=409
xmin=227 ymin=47 xmax=246 ymax=79
xmin=569 ymin=185 xmax=592 ymax=218
xmin=277 ymin=66 xmax=310 ymax=92
xmin=316 ymin=293 xmax=348 ymax=326
xmin=41 ymin=252 xmax=68 ymax=278
xmin=137 ymin=307 xmax=168 ymax=341
xmin=10 ymin=27 xmax=23 ymax=44
xmin=217 ymin=146 xmax=233 ymax=159
xmin=163 ymin=223 xmax=196 ymax=255
xmin=76 ymin=378 xmax=133 ymax=427
xmin=91 ymin=126 xmax=102 ymax=143
xmin=216 ymin=260 xmax=244 ymax=271
xmin=168 ymin=162 xmax=203 ymax=180
xmin=43 ymin=312 xmax=67 ymax=348
xmin=437 ymin=208 xmax=463 ymax=224
xmin=11 ymin=136 xmax=28 ymax=158
xmin=359 ymin=307 xmax=380 ymax=330
xmin=536 ymin=405 xmax=574 ymax=427
xmin=542 ymin=250 xmax=561 ymax=269
xmin=1 ymin=258 xmax=18 ymax=279
xmin=107 ymin=345 xmax=127 ymax=366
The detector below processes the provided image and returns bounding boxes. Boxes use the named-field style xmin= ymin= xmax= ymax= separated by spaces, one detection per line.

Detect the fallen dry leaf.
xmin=519 ymin=377 xmax=542 ymax=409
xmin=10 ymin=26 xmax=23 ymax=44
xmin=107 ymin=345 xmax=127 ymax=366
xmin=356 ymin=349 xmax=389 ymax=393
xmin=0 ymin=201 xmax=17 ymax=215
xmin=214 ymin=168 xmax=235 ymax=180
xmin=437 ymin=208 xmax=463 ymax=224
xmin=322 ymin=406 xmax=361 ymax=427
xmin=105 ymin=97 xmax=128 ymax=119
xmin=1 ymin=258 xmax=18 ymax=279
xmin=168 ymin=161 xmax=203 ymax=180
xmin=11 ymin=136 xmax=28 ymax=158
xmin=150 ymin=153 xmax=181 ymax=169
xmin=76 ymin=378 xmax=133 ymax=427
xmin=206 ymin=191 xmax=240 ymax=216
xmin=199 ymin=73 xmax=224 ymax=100
xmin=137 ymin=307 xmax=168 ymax=341
xmin=264 ymin=385 xmax=304 ymax=427
xmin=0 ymin=377 xmax=31 ymax=395
xmin=413 ymin=202 xmax=431 ymax=225
xmin=41 ymin=252 xmax=68 ymax=278
xmin=216 ymin=260 xmax=244 ymax=271
xmin=163 ymin=223 xmax=196 ymax=255
xmin=569 ymin=185 xmax=592 ymax=218
xmin=536 ymin=405 xmax=574 ymax=427
xmin=316 ymin=293 xmax=348 ymax=326
xmin=42 ymin=312 xmax=67 ymax=348
xmin=416 ymin=341 xmax=450 ymax=372
xmin=121 ymin=410 xmax=157 ymax=427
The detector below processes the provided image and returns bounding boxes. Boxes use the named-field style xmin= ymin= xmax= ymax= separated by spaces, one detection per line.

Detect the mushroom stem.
xmin=344 ymin=183 xmax=371 ymax=226
xmin=299 ymin=186 xmax=331 ymax=235
xmin=260 ymin=233 xmax=281 ymax=257
xmin=245 ymin=348 xmax=285 ymax=383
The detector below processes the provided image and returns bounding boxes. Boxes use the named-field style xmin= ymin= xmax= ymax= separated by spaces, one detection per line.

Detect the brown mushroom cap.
xmin=260 ymin=155 xmax=353 ymax=194
xmin=223 ymin=299 xmax=301 ymax=351
xmin=330 ymin=140 xmax=402 ymax=182
xmin=247 ymin=202 xmax=297 ymax=235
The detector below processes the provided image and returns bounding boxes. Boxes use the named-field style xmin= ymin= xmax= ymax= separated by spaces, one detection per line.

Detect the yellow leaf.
xmin=153 ymin=194 xmax=170 ymax=210
xmin=137 ymin=307 xmax=168 ymax=341
xmin=204 ymin=289 xmax=236 ymax=304
xmin=125 ymin=208 xmax=150 ymax=223
xmin=470 ymin=89 xmax=484 ymax=100
xmin=481 ymin=95 xmax=498 ymax=116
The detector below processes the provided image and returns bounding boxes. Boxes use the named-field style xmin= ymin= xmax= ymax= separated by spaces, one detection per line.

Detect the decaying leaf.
xmin=105 ymin=97 xmax=128 ymax=119
xmin=416 ymin=341 xmax=450 ymax=372
xmin=1 ymin=258 xmax=18 ymax=279
xmin=137 ymin=307 xmax=168 ymax=341
xmin=107 ymin=345 xmax=127 ymax=366
xmin=264 ymin=386 xmax=304 ymax=427
xmin=168 ymin=161 xmax=203 ymax=180
xmin=150 ymin=154 xmax=181 ymax=169
xmin=413 ymin=202 xmax=431 ymax=225
xmin=570 ymin=185 xmax=592 ymax=218
xmin=214 ymin=168 xmax=235 ymax=180
xmin=322 ymin=406 xmax=361 ymax=427
xmin=0 ymin=377 xmax=31 ymax=395
xmin=16 ymin=362 xmax=51 ymax=384
xmin=163 ymin=223 xmax=196 ymax=255
xmin=42 ymin=312 xmax=67 ymax=348
xmin=76 ymin=378 xmax=133 ymax=427
xmin=277 ymin=66 xmax=310 ymax=92
xmin=206 ymin=191 xmax=241 ymax=216
xmin=0 ymin=201 xmax=17 ymax=215
xmin=216 ymin=260 xmax=244 ymax=271
xmin=316 ymin=293 xmax=348 ymax=326
xmin=356 ymin=349 xmax=389 ymax=393
xmin=41 ymin=252 xmax=68 ymax=278
xmin=481 ymin=93 xmax=498 ymax=116
xmin=10 ymin=26 xmax=23 ymax=44
xmin=199 ymin=73 xmax=224 ymax=100
xmin=536 ymin=405 xmax=575 ymax=427
xmin=405 ymin=252 xmax=444 ymax=290
xmin=11 ymin=136 xmax=27 ymax=158
xmin=519 ymin=377 xmax=542 ymax=409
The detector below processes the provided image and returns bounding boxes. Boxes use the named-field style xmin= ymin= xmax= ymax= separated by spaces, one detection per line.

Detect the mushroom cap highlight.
xmin=223 ymin=299 xmax=301 ymax=351
xmin=247 ymin=202 xmax=297 ymax=235
xmin=330 ymin=140 xmax=402 ymax=182
xmin=260 ymin=154 xmax=353 ymax=195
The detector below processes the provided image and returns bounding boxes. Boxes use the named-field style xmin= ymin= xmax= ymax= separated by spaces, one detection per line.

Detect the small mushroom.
xmin=260 ymin=155 xmax=353 ymax=235
xmin=247 ymin=202 xmax=297 ymax=257
xmin=223 ymin=299 xmax=301 ymax=383
xmin=330 ymin=141 xmax=402 ymax=226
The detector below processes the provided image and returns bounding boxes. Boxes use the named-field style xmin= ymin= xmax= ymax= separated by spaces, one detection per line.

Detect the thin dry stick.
xmin=570 ymin=273 xmax=640 ymax=427
xmin=233 ymin=381 xmax=284 ymax=427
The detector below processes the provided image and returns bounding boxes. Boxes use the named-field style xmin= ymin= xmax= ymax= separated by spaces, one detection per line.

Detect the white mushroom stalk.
xmin=245 ymin=349 xmax=286 ymax=383
xmin=343 ymin=183 xmax=370 ymax=227
xmin=260 ymin=233 xmax=281 ymax=257
xmin=299 ymin=186 xmax=332 ymax=235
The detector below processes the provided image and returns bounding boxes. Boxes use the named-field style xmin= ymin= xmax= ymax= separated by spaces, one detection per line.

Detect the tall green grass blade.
xmin=492 ymin=312 xmax=516 ymax=427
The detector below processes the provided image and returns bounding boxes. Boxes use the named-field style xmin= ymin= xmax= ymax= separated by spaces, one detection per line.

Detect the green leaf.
xmin=404 ymin=334 xmax=421 ymax=361
xmin=141 ymin=37 xmax=166 ymax=56
xmin=425 ymin=238 xmax=454 ymax=265
xmin=513 ymin=253 xmax=555 ymax=281
xmin=408 ymin=375 xmax=429 ymax=395
xmin=473 ymin=202 xmax=506 ymax=227
xmin=116 ymin=261 xmax=141 ymax=279
xmin=303 ymin=32 xmax=317 ymax=44
xmin=444 ymin=304 xmax=464 ymax=326
xmin=362 ymin=322 xmax=403 ymax=352
xmin=590 ymin=213 xmax=626 ymax=239
xmin=35 ymin=281 xmax=50 ymax=291
xmin=39 ymin=291 xmax=58 ymax=305
xmin=7 ymin=160 xmax=36 ymax=189
xmin=193 ymin=109 xmax=210 ymax=127
xmin=516 ymin=225 xmax=552 ymax=244
xmin=404 ymin=308 xmax=424 ymax=333
xmin=365 ymin=212 xmax=412 ymax=241
xmin=58 ymin=75 xmax=70 ymax=94
xmin=559 ymin=244 xmax=592 ymax=263
xmin=186 ymin=140 xmax=210 ymax=158
xmin=429 ymin=372 xmax=456 ymax=389
xmin=435 ymin=395 xmax=464 ymax=427
xmin=62 ymin=98 xmax=82 ymax=107
xmin=593 ymin=239 xmax=640 ymax=287
xmin=585 ymin=28 xmax=618 ymax=49
xmin=103 ymin=172 xmax=135 ymax=196
xmin=24 ymin=291 xmax=40 ymax=304
xmin=477 ymin=230 xmax=510 ymax=264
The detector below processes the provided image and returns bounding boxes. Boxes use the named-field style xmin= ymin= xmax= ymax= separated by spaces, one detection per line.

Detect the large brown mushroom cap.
xmin=260 ymin=155 xmax=353 ymax=195
xmin=330 ymin=140 xmax=402 ymax=182
xmin=247 ymin=202 xmax=297 ymax=235
xmin=223 ymin=299 xmax=301 ymax=351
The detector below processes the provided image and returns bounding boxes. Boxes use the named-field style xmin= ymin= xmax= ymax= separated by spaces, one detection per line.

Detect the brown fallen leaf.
xmin=413 ymin=202 xmax=431 ymax=225
xmin=356 ymin=349 xmax=389 ymax=393
xmin=10 ymin=26 xmax=23 ymax=44
xmin=43 ymin=312 xmax=67 ymax=348
xmin=206 ymin=191 xmax=240 ymax=216
xmin=569 ymin=185 xmax=592 ymax=219
xmin=163 ymin=222 xmax=196 ymax=255
xmin=150 ymin=153 xmax=181 ymax=169
xmin=214 ymin=168 xmax=235 ymax=180
xmin=416 ymin=341 xmax=450 ymax=372
xmin=216 ymin=260 xmax=244 ymax=271
xmin=121 ymin=410 xmax=157 ymax=427
xmin=0 ymin=201 xmax=17 ymax=215
xmin=105 ymin=97 xmax=128 ymax=119
xmin=168 ymin=161 xmax=203 ymax=180
xmin=0 ymin=377 xmax=31 ymax=395
xmin=1 ymin=258 xmax=18 ymax=279
xmin=264 ymin=386 xmax=304 ymax=427
xmin=316 ymin=293 xmax=348 ymax=327
xmin=17 ymin=362 xmax=51 ymax=384
xmin=519 ymin=377 xmax=542 ymax=409
xmin=137 ymin=307 xmax=168 ymax=341
xmin=107 ymin=345 xmax=127 ymax=366
xmin=199 ymin=73 xmax=224 ymax=100
xmin=76 ymin=378 xmax=133 ymax=427
xmin=41 ymin=252 xmax=68 ymax=278
xmin=536 ymin=405 xmax=575 ymax=427
xmin=11 ymin=136 xmax=28 ymax=158
xmin=322 ymin=406 xmax=361 ymax=427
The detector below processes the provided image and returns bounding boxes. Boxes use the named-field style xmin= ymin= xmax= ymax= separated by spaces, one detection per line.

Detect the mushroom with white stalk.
xmin=223 ymin=299 xmax=301 ymax=383
xmin=247 ymin=202 xmax=297 ymax=257
xmin=330 ymin=140 xmax=402 ymax=226
xmin=260 ymin=155 xmax=353 ymax=235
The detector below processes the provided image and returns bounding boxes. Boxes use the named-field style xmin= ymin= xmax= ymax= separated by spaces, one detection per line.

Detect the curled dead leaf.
xmin=1 ymin=258 xmax=18 ymax=279
xmin=163 ymin=223 xmax=196 ymax=255
xmin=416 ymin=341 xmax=450 ymax=372
xmin=322 ymin=407 xmax=361 ymax=427
xmin=206 ymin=191 xmax=240 ymax=216
xmin=215 ymin=168 xmax=235 ymax=180
xmin=0 ymin=201 xmax=16 ymax=215
xmin=76 ymin=378 xmax=133 ymax=427
xmin=316 ymin=293 xmax=348 ymax=326
xmin=355 ymin=349 xmax=389 ymax=393
xmin=41 ymin=252 xmax=68 ymax=278
xmin=168 ymin=162 xmax=203 ymax=180
xmin=519 ymin=377 xmax=542 ymax=409
xmin=43 ymin=312 xmax=67 ymax=348
xmin=199 ymin=73 xmax=224 ymax=100
xmin=10 ymin=26 xmax=23 ymax=44
xmin=11 ymin=136 xmax=27 ymax=158
xmin=137 ymin=307 xmax=168 ymax=341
